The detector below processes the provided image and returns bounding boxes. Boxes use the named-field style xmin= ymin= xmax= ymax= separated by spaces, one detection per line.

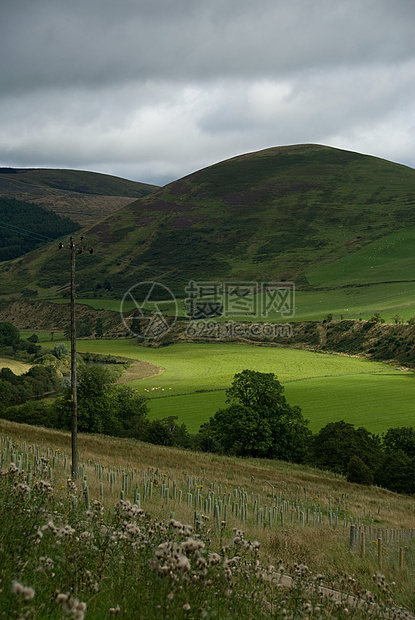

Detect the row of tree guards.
xmin=349 ymin=524 xmax=415 ymax=568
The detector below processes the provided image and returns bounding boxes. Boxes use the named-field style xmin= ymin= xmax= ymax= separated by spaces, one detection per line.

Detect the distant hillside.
xmin=0 ymin=196 xmax=80 ymax=262
xmin=0 ymin=167 xmax=158 ymax=226
xmin=1 ymin=144 xmax=415 ymax=303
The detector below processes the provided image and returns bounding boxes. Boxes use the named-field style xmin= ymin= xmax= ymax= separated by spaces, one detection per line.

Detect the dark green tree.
xmin=382 ymin=427 xmax=415 ymax=459
xmin=206 ymin=403 xmax=273 ymax=457
xmin=0 ymin=322 xmax=20 ymax=348
xmin=309 ymin=420 xmax=382 ymax=475
xmin=375 ymin=450 xmax=415 ymax=494
xmin=144 ymin=416 xmax=190 ymax=448
xmin=56 ymin=365 xmax=148 ymax=436
xmin=110 ymin=385 xmax=148 ymax=438
xmin=198 ymin=370 xmax=309 ymax=462
xmin=346 ymin=455 xmax=374 ymax=485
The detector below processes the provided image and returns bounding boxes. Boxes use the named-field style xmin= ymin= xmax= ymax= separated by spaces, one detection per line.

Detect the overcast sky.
xmin=1 ymin=0 xmax=414 ymax=186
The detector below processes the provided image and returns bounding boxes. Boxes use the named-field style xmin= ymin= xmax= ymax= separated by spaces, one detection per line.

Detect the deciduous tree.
xmin=198 ymin=370 xmax=309 ymax=462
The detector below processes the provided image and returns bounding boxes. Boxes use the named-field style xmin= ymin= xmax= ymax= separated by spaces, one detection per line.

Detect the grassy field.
xmin=73 ymin=340 xmax=414 ymax=434
xmin=43 ymin=278 xmax=415 ymax=324
xmin=20 ymin=330 xmax=65 ymax=342
xmin=284 ymin=372 xmax=415 ymax=433
xmin=306 ymin=227 xmax=415 ymax=288
xmin=0 ymin=357 xmax=32 ymax=375
xmin=147 ymin=372 xmax=415 ymax=435
xmin=75 ymin=340 xmax=397 ymax=392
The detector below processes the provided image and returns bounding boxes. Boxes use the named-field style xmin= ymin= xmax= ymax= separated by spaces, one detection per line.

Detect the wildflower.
xmin=55 ymin=592 xmax=86 ymax=619
xmin=16 ymin=482 xmax=31 ymax=497
xmin=38 ymin=479 xmax=53 ymax=494
xmin=181 ymin=538 xmax=204 ymax=553
xmin=38 ymin=556 xmax=54 ymax=572
xmin=12 ymin=581 xmax=35 ymax=601
xmin=167 ymin=592 xmax=174 ymax=601
xmin=176 ymin=554 xmax=191 ymax=571
xmin=183 ymin=603 xmax=191 ymax=611
xmin=125 ymin=522 xmax=141 ymax=537
xmin=109 ymin=605 xmax=120 ymax=615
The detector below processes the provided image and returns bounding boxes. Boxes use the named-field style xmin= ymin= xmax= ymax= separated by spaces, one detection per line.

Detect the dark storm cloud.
xmin=2 ymin=0 xmax=413 ymax=89
xmin=0 ymin=0 xmax=414 ymax=184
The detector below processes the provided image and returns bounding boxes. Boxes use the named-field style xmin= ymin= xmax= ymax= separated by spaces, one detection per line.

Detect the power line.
xmin=0 ymin=219 xmax=60 ymax=243
xmin=0 ymin=217 xmax=187 ymax=286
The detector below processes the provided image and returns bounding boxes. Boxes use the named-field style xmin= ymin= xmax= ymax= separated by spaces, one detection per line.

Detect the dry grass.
xmin=2 ymin=417 xmax=415 ymax=613
xmin=0 ymin=357 xmax=32 ymax=375
xmin=116 ymin=359 xmax=163 ymax=384
xmin=2 ymin=417 xmax=414 ymax=527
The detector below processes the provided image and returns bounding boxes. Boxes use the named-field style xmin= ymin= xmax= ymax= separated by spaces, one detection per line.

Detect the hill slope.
xmin=0 ymin=196 xmax=80 ymax=261
xmin=0 ymin=167 xmax=158 ymax=226
xmin=1 ymin=144 xmax=415 ymax=302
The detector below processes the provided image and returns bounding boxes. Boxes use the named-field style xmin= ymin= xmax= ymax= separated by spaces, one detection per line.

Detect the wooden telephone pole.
xmin=59 ymin=237 xmax=94 ymax=479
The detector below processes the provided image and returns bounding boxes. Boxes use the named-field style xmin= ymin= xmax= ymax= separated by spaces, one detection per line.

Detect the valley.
xmin=1 ymin=145 xmax=415 ymax=617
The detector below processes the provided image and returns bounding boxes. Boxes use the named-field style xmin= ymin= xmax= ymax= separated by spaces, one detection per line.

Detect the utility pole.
xmin=59 ymin=237 xmax=94 ymax=479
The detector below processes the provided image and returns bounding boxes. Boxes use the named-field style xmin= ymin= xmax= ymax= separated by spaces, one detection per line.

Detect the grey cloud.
xmin=1 ymin=0 xmax=414 ymax=93
xmin=0 ymin=0 xmax=414 ymax=184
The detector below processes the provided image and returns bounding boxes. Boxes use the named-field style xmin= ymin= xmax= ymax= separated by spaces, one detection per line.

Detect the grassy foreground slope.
xmin=2 ymin=418 xmax=415 ymax=617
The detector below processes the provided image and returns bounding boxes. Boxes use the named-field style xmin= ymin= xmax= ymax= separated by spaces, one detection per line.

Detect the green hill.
xmin=1 ymin=144 xmax=415 ymax=314
xmin=0 ymin=167 xmax=158 ymax=226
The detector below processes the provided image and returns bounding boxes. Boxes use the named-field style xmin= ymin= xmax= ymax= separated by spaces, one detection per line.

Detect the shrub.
xmin=53 ymin=343 xmax=69 ymax=360
xmin=346 ymin=455 xmax=374 ymax=485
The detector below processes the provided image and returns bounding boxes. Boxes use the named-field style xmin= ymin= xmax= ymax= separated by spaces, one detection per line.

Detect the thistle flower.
xmin=55 ymin=592 xmax=86 ymax=619
xmin=109 ymin=605 xmax=121 ymax=615
xmin=181 ymin=538 xmax=204 ymax=553
xmin=12 ymin=581 xmax=35 ymax=601
xmin=208 ymin=552 xmax=221 ymax=565
xmin=15 ymin=482 xmax=31 ymax=497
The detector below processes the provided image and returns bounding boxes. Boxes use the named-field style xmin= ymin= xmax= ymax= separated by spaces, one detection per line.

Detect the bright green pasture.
xmin=293 ymin=283 xmax=415 ymax=321
xmin=306 ymin=227 xmax=415 ymax=288
xmin=48 ymin=278 xmax=415 ymax=324
xmin=149 ymin=372 xmax=415 ymax=435
xmin=284 ymin=373 xmax=415 ymax=434
xmin=74 ymin=340 xmax=395 ymax=395
xmin=73 ymin=340 xmax=412 ymax=434
xmin=146 ymin=391 xmax=227 ymax=433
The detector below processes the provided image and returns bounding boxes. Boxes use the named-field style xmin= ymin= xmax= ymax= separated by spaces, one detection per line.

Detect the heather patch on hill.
xmin=1 ymin=144 xmax=415 ymax=301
